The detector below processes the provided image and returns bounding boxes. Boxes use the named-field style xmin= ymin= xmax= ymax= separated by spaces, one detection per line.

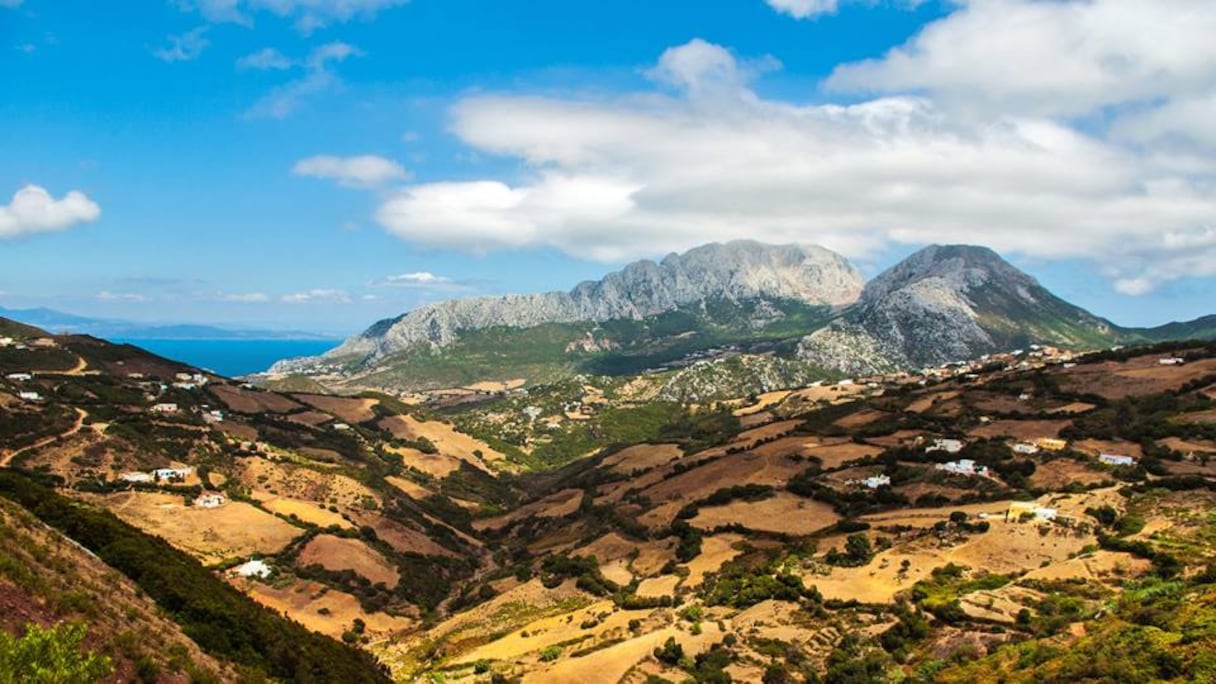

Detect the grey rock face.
xmin=798 ymin=245 xmax=1113 ymax=374
xmin=287 ymin=240 xmax=864 ymax=370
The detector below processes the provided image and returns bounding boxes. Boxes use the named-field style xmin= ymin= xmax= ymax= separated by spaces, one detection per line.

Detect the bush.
xmin=0 ymin=622 xmax=113 ymax=684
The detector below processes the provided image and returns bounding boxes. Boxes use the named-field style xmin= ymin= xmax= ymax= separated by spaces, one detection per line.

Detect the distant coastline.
xmin=114 ymin=338 xmax=340 ymax=378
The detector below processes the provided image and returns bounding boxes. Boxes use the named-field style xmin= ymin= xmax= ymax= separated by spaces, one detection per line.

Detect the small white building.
xmin=119 ymin=472 xmax=155 ymax=483
xmin=936 ymin=459 xmax=989 ymax=477
xmin=332 ymin=422 xmax=351 ymax=431
xmin=153 ymin=467 xmax=192 ymax=481
xmin=151 ymin=403 xmax=179 ymax=414
xmin=861 ymin=474 xmax=891 ymax=489
xmin=1159 ymin=358 xmax=1186 ymax=366
xmin=202 ymin=409 xmax=224 ymax=423
xmin=1099 ymin=453 xmax=1137 ymax=467
xmin=6 ymin=373 xmax=32 ymax=382
xmin=927 ymin=438 xmax=965 ymax=454
xmin=234 ymin=559 xmax=273 ymax=579
xmin=1012 ymin=442 xmax=1040 ymax=455
xmin=0 ymin=337 xmax=13 ymax=347
xmin=18 ymin=391 xmax=41 ymax=402
xmin=195 ymin=493 xmax=226 ymax=509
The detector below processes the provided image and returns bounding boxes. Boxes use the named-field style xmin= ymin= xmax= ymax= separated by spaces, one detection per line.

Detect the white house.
xmin=18 ymin=391 xmax=41 ymax=402
xmin=861 ymin=474 xmax=891 ymax=489
xmin=194 ymin=493 xmax=226 ymax=509
xmin=332 ymin=422 xmax=351 ymax=431
xmin=202 ymin=409 xmax=224 ymax=424
xmin=0 ymin=337 xmax=13 ymax=347
xmin=234 ymin=559 xmax=273 ymax=579
xmin=927 ymin=439 xmax=965 ymax=454
xmin=150 ymin=403 xmax=179 ymax=414
xmin=1159 ymin=358 xmax=1185 ymax=366
xmin=153 ymin=467 xmax=192 ymax=481
xmin=6 ymin=373 xmax=32 ymax=382
xmin=1012 ymin=443 xmax=1040 ymax=455
xmin=119 ymin=472 xmax=154 ymax=483
xmin=936 ymin=459 xmax=989 ymax=477
xmin=1099 ymin=454 xmax=1137 ymax=467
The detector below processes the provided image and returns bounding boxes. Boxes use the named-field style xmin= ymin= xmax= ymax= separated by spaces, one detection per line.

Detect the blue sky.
xmin=2 ymin=0 xmax=1214 ymax=335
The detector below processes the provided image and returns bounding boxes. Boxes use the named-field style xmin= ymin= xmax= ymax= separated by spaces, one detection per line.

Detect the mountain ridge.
xmin=270 ymin=241 xmax=1215 ymax=389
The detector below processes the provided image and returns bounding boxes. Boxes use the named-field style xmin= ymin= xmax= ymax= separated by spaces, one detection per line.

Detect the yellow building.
xmin=1036 ymin=437 xmax=1068 ymax=452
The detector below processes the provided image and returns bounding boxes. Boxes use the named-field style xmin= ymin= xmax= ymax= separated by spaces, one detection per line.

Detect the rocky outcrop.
xmin=278 ymin=240 xmax=864 ymax=371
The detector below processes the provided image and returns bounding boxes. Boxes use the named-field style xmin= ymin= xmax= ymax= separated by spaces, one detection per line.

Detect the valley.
xmin=4 ymin=312 xmax=1216 ymax=681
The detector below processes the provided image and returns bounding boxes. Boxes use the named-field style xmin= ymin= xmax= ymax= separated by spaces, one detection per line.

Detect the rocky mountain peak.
xmin=276 ymin=240 xmax=865 ymax=371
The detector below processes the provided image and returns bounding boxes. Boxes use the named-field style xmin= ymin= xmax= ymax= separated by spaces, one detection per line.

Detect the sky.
xmin=2 ymin=0 xmax=1214 ymax=335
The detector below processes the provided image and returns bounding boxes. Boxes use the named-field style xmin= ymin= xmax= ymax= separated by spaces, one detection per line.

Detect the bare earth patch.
xmin=209 ymin=383 xmax=304 ymax=414
xmin=294 ymin=394 xmax=379 ymax=423
xmin=601 ymin=443 xmax=684 ymax=474
xmin=298 ymin=535 xmax=400 ymax=588
xmin=242 ymin=577 xmax=414 ymax=640
xmin=689 ymin=493 xmax=840 ymax=536
xmin=92 ymin=491 xmax=301 ymax=565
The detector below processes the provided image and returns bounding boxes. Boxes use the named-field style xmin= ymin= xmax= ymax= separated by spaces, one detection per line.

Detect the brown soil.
xmin=298 ymin=535 xmax=400 ymax=588
xmin=209 ymin=383 xmax=303 ymax=413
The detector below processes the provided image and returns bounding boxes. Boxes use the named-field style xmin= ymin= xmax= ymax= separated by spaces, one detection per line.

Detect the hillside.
xmin=6 ymin=320 xmax=1216 ymax=681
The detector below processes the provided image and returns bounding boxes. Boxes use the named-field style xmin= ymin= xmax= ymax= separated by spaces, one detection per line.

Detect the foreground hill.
xmin=6 ymin=320 xmax=1216 ymax=681
xmin=269 ymin=240 xmax=1213 ymax=395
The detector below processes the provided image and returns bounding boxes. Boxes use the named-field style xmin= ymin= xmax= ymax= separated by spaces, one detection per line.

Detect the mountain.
xmin=0 ymin=306 xmax=331 ymax=341
xmin=797 ymin=245 xmax=1120 ymax=375
xmin=272 ymin=240 xmax=864 ymax=386
xmin=271 ymin=241 xmax=1215 ymax=392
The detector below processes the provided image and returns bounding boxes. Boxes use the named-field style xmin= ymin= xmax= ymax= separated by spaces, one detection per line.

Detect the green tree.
xmin=0 ymin=622 xmax=113 ymax=684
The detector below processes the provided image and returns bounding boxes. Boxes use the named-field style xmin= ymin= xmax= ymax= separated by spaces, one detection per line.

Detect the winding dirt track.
xmin=0 ymin=407 xmax=88 ymax=468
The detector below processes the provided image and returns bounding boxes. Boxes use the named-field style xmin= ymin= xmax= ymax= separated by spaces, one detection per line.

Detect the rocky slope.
xmin=275 ymin=240 xmax=863 ymax=371
xmin=797 ymin=245 xmax=1118 ymax=374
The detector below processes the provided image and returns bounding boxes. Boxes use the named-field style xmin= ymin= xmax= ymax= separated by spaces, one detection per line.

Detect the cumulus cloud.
xmin=181 ymin=0 xmax=408 ymax=32
xmin=293 ymin=154 xmax=407 ymax=188
xmin=371 ymin=32 xmax=1216 ymax=294
xmin=236 ymin=47 xmax=293 ymax=70
xmin=246 ymin=42 xmax=362 ymax=118
xmin=826 ymin=0 xmax=1216 ymax=119
xmin=0 ymin=185 xmax=101 ymax=239
xmin=154 ymin=26 xmax=210 ymax=62
xmin=282 ymin=288 xmax=351 ymax=303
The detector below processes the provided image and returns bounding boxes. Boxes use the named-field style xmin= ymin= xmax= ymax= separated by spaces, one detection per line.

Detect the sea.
xmin=113 ymin=339 xmax=341 ymax=378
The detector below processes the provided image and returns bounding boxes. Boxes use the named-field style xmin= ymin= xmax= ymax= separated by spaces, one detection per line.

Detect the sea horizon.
xmin=113 ymin=338 xmax=341 ymax=378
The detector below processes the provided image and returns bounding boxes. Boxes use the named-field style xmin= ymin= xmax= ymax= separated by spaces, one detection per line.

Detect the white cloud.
xmin=282 ymin=288 xmax=351 ymax=303
xmin=826 ymin=0 xmax=1216 ymax=119
xmin=766 ymin=0 xmax=838 ymax=19
xmin=293 ymin=154 xmax=407 ymax=187
xmin=765 ymin=0 xmax=924 ymax=20
xmin=245 ymin=42 xmax=362 ymax=118
xmin=0 ymin=185 xmax=101 ymax=239
xmin=236 ymin=47 xmax=293 ymax=70
xmin=221 ymin=292 xmax=270 ymax=303
xmin=371 ymin=35 xmax=1216 ymax=294
xmin=379 ymin=272 xmax=450 ymax=285
xmin=97 ymin=291 xmax=148 ymax=303
xmin=182 ymin=0 xmax=408 ymax=32
xmin=154 ymin=27 xmax=210 ymax=62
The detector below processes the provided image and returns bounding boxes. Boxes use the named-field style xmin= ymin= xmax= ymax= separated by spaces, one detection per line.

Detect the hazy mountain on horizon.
xmin=0 ymin=306 xmax=337 ymax=342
